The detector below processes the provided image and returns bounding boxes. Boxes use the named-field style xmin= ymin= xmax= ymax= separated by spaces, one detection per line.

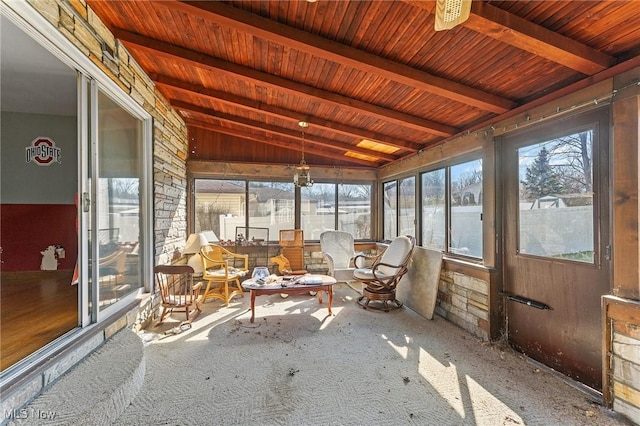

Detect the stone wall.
xmin=603 ymin=296 xmax=640 ymax=424
xmin=436 ymin=269 xmax=490 ymax=340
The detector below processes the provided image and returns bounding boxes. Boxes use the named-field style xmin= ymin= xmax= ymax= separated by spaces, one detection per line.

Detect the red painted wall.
xmin=1 ymin=204 xmax=77 ymax=272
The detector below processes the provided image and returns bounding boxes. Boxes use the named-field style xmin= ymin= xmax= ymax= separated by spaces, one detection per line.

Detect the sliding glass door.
xmin=0 ymin=0 xmax=152 ymax=386
xmin=91 ymin=88 xmax=144 ymax=312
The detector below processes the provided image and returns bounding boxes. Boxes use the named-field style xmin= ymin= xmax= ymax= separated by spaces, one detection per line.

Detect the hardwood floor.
xmin=1 ymin=270 xmax=78 ymax=371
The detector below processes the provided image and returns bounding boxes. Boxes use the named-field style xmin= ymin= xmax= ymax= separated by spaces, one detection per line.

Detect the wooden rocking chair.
xmin=154 ymin=265 xmax=203 ymax=325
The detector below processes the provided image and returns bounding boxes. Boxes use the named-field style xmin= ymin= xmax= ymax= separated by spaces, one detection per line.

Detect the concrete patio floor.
xmin=121 ymin=282 xmax=630 ymax=425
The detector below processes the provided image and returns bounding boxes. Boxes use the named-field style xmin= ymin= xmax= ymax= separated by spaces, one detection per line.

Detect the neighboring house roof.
xmin=195 ymin=180 xmax=245 ymax=193
xmin=253 ymin=187 xmax=294 ymax=202
xmin=195 ymin=181 xmax=321 ymax=203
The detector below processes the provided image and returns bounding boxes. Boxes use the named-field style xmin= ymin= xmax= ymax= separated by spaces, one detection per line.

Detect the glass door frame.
xmin=0 ymin=0 xmax=153 ymax=389
xmin=84 ymin=80 xmax=153 ymax=322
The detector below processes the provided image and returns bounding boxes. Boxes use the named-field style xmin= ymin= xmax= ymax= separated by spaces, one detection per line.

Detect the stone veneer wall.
xmin=612 ymin=330 xmax=640 ymax=422
xmin=28 ymin=0 xmax=189 ymax=266
xmin=306 ymin=248 xmax=330 ymax=274
xmin=603 ymin=296 xmax=640 ymax=424
xmin=435 ymin=270 xmax=490 ymax=341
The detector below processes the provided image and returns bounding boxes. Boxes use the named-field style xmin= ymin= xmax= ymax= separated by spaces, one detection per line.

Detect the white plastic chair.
xmin=320 ymin=231 xmax=361 ymax=283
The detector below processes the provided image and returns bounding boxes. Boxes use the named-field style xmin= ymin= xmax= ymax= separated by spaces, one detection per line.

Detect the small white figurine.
xmin=41 ymin=245 xmax=58 ymax=270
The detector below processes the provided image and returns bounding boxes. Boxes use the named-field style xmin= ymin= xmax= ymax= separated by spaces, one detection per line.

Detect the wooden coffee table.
xmin=242 ymin=275 xmax=337 ymax=323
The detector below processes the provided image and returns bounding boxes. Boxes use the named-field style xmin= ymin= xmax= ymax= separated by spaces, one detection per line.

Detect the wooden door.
xmin=501 ymin=108 xmax=610 ymax=390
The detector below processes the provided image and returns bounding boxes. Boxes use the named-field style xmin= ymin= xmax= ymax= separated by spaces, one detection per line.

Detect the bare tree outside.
xmin=451 ymin=160 xmax=482 ymax=206
xmin=520 ymin=130 xmax=593 ymax=203
xmin=306 ymin=183 xmax=334 ymax=207
xmin=195 ymin=202 xmax=233 ymax=235
xmin=422 ymin=168 xmax=445 ymax=204
xmin=548 ymin=131 xmax=592 ymax=194
xmin=111 ymin=178 xmax=138 ymax=199
xmin=338 ymin=183 xmax=370 ymax=201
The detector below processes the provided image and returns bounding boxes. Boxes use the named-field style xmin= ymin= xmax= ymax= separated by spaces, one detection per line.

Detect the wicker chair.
xmin=353 ymin=235 xmax=416 ymax=311
xmin=200 ymin=244 xmax=249 ymax=305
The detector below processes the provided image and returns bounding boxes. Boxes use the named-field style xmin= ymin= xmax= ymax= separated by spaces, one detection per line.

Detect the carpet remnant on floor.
xmin=125 ymin=284 xmax=629 ymax=426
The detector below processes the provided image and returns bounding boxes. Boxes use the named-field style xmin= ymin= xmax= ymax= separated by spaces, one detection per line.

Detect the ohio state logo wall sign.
xmin=25 ymin=137 xmax=62 ymax=166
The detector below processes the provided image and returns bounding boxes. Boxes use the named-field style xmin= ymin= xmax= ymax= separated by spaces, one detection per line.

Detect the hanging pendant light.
xmin=294 ymin=121 xmax=313 ymax=187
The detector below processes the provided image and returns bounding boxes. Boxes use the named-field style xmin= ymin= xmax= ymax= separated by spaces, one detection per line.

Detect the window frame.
xmin=420 ymin=167 xmax=446 ymax=251
xmin=381 ymin=154 xmax=484 ymax=261
xmin=193 ymin=178 xmax=374 ymax=242
xmin=448 ymin=158 xmax=483 ymax=259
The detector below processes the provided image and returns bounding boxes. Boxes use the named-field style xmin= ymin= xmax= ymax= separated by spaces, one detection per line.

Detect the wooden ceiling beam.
xmin=185 ymin=118 xmax=381 ymax=168
xmin=113 ymin=28 xmax=457 ymax=137
xmin=166 ymin=0 xmax=514 ymax=114
xmin=174 ymin=101 xmax=394 ymax=162
xmin=152 ymin=73 xmax=422 ymax=153
xmin=465 ymin=2 xmax=616 ymax=75
xmin=406 ymin=1 xmax=615 ymax=74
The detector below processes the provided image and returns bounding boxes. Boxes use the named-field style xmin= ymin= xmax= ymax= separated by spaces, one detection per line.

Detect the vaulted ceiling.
xmin=87 ymin=0 xmax=640 ymax=169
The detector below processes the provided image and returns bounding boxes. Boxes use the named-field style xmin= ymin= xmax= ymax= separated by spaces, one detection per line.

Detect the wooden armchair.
xmin=274 ymin=229 xmax=307 ymax=274
xmin=200 ymin=244 xmax=249 ymax=305
xmin=353 ymin=235 xmax=416 ymax=311
xmin=154 ymin=265 xmax=202 ymax=325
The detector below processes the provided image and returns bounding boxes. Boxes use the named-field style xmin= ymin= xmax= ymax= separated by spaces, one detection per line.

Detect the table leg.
xmin=327 ymin=286 xmax=333 ymax=316
xmin=250 ymin=290 xmax=256 ymax=323
xmin=318 ymin=287 xmax=323 ymax=304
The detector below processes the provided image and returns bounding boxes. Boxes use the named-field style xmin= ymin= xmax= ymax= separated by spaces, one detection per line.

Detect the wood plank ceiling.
xmin=87 ymin=0 xmax=640 ymax=169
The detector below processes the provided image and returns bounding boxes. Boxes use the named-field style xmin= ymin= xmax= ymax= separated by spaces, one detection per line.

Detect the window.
xmin=301 ymin=183 xmax=372 ymax=240
xmin=450 ymin=159 xmax=483 ymax=258
xmin=301 ymin=183 xmax=335 ymax=240
xmin=194 ymin=179 xmax=372 ymax=241
xmin=194 ymin=179 xmax=245 ymax=241
xmin=248 ymin=181 xmax=295 ymax=238
xmin=399 ymin=176 xmax=416 ymax=238
xmin=338 ymin=184 xmax=371 ymax=239
xmin=383 ymin=181 xmax=397 ymax=240
xmin=517 ymin=132 xmax=594 ymax=263
xmin=94 ymin=89 xmax=145 ymax=311
xmin=382 ymin=176 xmax=417 ymax=241
xmin=421 ymin=168 xmax=445 ymax=250
xmin=385 ymin=157 xmax=483 ymax=259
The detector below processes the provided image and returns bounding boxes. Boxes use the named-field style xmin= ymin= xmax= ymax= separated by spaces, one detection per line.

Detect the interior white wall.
xmin=1 ymin=111 xmax=77 ymax=204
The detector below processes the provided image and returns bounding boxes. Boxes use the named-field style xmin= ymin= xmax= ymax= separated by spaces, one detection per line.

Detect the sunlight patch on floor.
xmin=465 ymin=375 xmax=524 ymax=425
xmin=181 ymin=303 xmax=249 ymax=342
xmin=316 ymin=306 xmax=341 ymax=330
xmin=419 ymin=348 xmax=465 ymax=418
xmin=382 ymin=333 xmax=410 ymax=359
